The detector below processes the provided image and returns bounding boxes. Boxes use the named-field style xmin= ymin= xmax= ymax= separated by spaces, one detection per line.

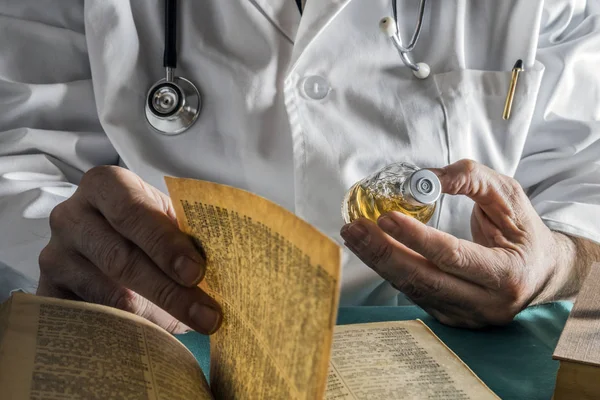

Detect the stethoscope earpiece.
xmin=380 ymin=0 xmax=430 ymax=80
xmin=379 ymin=17 xmax=398 ymax=37
xmin=145 ymin=0 xmax=202 ymax=135
xmin=412 ymin=62 xmax=430 ymax=79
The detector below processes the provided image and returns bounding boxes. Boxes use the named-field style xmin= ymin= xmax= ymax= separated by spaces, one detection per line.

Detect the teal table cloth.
xmin=176 ymin=302 xmax=572 ymax=399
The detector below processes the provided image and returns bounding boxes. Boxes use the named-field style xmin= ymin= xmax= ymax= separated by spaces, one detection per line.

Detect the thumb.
xmin=428 ymin=159 xmax=528 ymax=232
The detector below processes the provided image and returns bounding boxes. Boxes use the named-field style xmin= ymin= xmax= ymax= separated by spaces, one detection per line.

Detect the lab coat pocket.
xmin=432 ymin=61 xmax=544 ymax=176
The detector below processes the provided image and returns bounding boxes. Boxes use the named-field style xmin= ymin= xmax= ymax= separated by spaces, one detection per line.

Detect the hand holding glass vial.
xmin=341 ymin=162 xmax=441 ymax=224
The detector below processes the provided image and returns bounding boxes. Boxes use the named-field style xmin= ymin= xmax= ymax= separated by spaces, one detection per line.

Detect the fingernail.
xmin=341 ymin=222 xmax=370 ymax=248
xmin=378 ymin=215 xmax=398 ymax=233
xmin=174 ymin=256 xmax=204 ymax=285
xmin=189 ymin=303 xmax=222 ymax=335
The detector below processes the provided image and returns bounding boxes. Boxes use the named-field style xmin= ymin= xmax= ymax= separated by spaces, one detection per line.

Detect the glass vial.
xmin=341 ymin=162 xmax=441 ymax=224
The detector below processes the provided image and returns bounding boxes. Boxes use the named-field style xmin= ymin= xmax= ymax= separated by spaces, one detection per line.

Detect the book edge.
xmin=415 ymin=320 xmax=501 ymax=399
xmin=553 ymin=262 xmax=600 ymax=364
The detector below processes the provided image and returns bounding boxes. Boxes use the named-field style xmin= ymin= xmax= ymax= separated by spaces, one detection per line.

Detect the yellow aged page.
xmin=0 ymin=293 xmax=213 ymax=400
xmin=166 ymin=177 xmax=341 ymax=400
xmin=325 ymin=321 xmax=499 ymax=400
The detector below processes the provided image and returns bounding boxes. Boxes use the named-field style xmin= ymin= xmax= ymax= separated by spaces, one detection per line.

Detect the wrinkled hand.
xmin=38 ymin=166 xmax=222 ymax=334
xmin=341 ymin=159 xmax=567 ymax=328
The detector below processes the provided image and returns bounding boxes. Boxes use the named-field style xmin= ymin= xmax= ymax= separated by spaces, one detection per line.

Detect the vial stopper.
xmin=406 ymin=169 xmax=441 ymax=205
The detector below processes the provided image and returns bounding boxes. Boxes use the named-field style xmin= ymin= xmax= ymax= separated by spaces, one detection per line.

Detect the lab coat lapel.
xmin=247 ymin=0 xmax=301 ymax=43
xmin=289 ymin=0 xmax=353 ymax=70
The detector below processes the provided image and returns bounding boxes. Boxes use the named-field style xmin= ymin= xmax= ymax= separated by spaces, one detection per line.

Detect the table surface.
xmin=176 ymin=302 xmax=572 ymax=400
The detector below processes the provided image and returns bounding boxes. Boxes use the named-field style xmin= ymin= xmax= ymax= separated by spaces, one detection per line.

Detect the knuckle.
xmin=48 ymin=203 xmax=70 ymax=232
xmin=75 ymin=272 xmax=133 ymax=310
xmin=133 ymin=296 xmax=155 ymax=319
xmin=397 ymin=281 xmax=426 ymax=301
xmin=110 ymin=196 xmax=146 ymax=230
xmin=101 ymin=240 xmax=141 ymax=283
xmin=108 ymin=288 xmax=137 ymax=312
xmin=81 ymin=166 xmax=139 ymax=208
xmin=394 ymin=268 xmax=423 ymax=299
xmin=457 ymin=158 xmax=479 ymax=174
xmin=499 ymin=177 xmax=524 ymax=205
xmin=78 ymin=219 xmax=102 ymax=256
xmin=422 ymin=277 xmax=444 ymax=296
xmin=38 ymin=245 xmax=59 ymax=273
xmin=154 ymin=283 xmax=180 ymax=311
xmin=436 ymin=241 xmax=463 ymax=269
xmin=81 ymin=165 xmax=119 ymax=189
xmin=140 ymin=227 xmax=171 ymax=259
xmin=480 ymin=292 xmax=523 ymax=326
xmin=164 ymin=319 xmax=185 ymax=334
xmin=503 ymin=278 xmax=527 ymax=304
xmin=38 ymin=243 xmax=75 ymax=294
xmin=467 ymin=306 xmax=495 ymax=327
xmin=504 ymin=176 xmax=523 ymax=194
xmin=369 ymin=243 xmax=393 ymax=267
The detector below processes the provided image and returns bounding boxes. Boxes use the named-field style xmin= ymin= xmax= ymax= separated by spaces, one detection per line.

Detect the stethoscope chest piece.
xmin=145 ymin=0 xmax=201 ymax=135
xmin=145 ymin=76 xmax=202 ymax=135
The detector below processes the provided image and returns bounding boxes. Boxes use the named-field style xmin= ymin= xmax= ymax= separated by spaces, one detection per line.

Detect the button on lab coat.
xmin=1 ymin=0 xmax=600 ymax=305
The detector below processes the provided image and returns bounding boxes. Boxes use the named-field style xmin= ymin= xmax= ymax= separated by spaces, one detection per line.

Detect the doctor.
xmin=1 ymin=0 xmax=600 ymax=335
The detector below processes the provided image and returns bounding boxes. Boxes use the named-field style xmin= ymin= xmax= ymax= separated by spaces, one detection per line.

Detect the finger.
xmin=36 ymin=278 xmax=78 ymax=300
xmin=471 ymin=205 xmax=503 ymax=248
xmin=72 ymin=252 xmax=192 ymax=334
xmin=376 ymin=212 xmax=510 ymax=288
xmin=470 ymin=205 xmax=486 ymax=246
xmin=38 ymin=240 xmax=81 ymax=300
xmin=342 ymin=227 xmax=500 ymax=327
xmin=340 ymin=219 xmax=487 ymax=307
xmin=62 ymin=210 xmax=222 ymax=335
xmin=76 ymin=166 xmax=204 ymax=287
xmin=428 ymin=159 xmax=530 ymax=235
xmin=40 ymin=244 xmax=191 ymax=333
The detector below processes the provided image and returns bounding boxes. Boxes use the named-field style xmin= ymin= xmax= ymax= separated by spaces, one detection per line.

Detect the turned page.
xmin=0 ymin=293 xmax=213 ymax=400
xmin=325 ymin=321 xmax=499 ymax=400
xmin=166 ymin=177 xmax=341 ymax=399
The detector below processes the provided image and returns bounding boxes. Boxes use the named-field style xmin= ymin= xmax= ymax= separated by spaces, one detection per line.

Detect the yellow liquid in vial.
xmin=343 ymin=183 xmax=436 ymax=224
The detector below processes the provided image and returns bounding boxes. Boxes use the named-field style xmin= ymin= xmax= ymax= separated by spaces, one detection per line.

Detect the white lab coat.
xmin=1 ymin=0 xmax=600 ymax=305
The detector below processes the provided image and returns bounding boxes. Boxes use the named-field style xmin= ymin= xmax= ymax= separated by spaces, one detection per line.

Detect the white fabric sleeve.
xmin=515 ymin=0 xmax=600 ymax=244
xmin=0 ymin=1 xmax=118 ymax=300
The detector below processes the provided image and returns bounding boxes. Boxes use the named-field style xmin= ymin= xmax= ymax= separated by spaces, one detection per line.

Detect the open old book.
xmin=0 ymin=178 xmax=498 ymax=399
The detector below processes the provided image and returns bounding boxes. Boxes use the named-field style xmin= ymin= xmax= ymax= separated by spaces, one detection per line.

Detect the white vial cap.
xmin=406 ymin=169 xmax=441 ymax=205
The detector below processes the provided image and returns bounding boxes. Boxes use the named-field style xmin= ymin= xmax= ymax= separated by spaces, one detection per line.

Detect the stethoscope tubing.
xmin=392 ymin=0 xmax=426 ymax=53
xmin=145 ymin=0 xmax=202 ymax=135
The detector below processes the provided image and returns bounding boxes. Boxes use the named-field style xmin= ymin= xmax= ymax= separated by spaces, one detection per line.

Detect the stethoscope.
xmin=145 ymin=0 xmax=429 ymax=135
xmin=380 ymin=0 xmax=430 ymax=79
xmin=145 ymin=0 xmax=202 ymax=135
